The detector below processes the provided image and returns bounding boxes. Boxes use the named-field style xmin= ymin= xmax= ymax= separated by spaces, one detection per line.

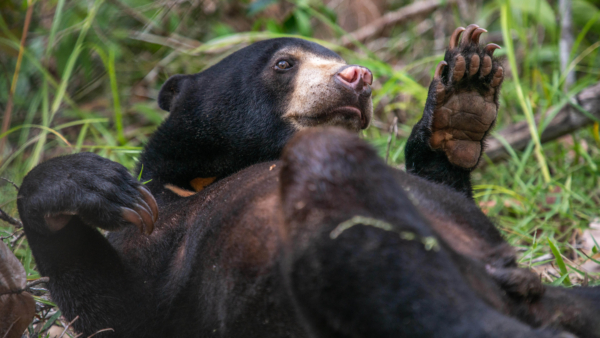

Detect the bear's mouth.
xmin=325 ymin=106 xmax=363 ymax=125
xmin=293 ymin=105 xmax=368 ymax=131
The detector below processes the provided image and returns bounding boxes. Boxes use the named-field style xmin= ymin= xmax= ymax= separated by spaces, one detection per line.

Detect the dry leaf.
xmin=0 ymin=240 xmax=36 ymax=338
xmin=580 ymin=219 xmax=600 ymax=273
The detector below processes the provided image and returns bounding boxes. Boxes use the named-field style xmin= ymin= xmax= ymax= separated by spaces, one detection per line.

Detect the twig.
xmin=0 ymin=206 xmax=23 ymax=228
xmin=58 ymin=316 xmax=79 ymax=338
xmin=0 ymin=229 xmax=15 ymax=239
xmin=10 ymin=231 xmax=25 ymax=247
xmin=0 ymin=177 xmax=19 ymax=191
xmin=1 ymin=229 xmax=24 ymax=248
xmin=0 ymin=0 xmax=34 ymax=154
xmin=485 ymin=81 xmax=600 ymax=162
xmin=26 ymin=277 xmax=50 ymax=290
xmin=87 ymin=328 xmax=115 ymax=338
xmin=339 ymin=0 xmax=458 ymax=47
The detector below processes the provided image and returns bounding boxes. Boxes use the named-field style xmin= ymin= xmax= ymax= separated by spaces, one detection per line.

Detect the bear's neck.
xmin=136 ymin=111 xmax=294 ymax=199
xmin=137 ymin=121 xmax=227 ymax=196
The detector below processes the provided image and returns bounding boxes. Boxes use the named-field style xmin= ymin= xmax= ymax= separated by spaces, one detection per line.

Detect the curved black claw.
xmin=19 ymin=152 xmax=159 ymax=235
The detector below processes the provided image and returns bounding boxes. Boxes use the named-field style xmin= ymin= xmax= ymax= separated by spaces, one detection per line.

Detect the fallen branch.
xmin=0 ymin=178 xmax=22 ymax=228
xmin=0 ymin=178 xmax=19 ymax=190
xmin=25 ymin=277 xmax=49 ymax=291
xmin=57 ymin=315 xmax=78 ymax=338
xmin=485 ymin=82 xmax=600 ymax=162
xmin=0 ymin=207 xmax=22 ymax=228
xmin=339 ymin=0 xmax=458 ymax=47
xmin=9 ymin=232 xmax=25 ymax=248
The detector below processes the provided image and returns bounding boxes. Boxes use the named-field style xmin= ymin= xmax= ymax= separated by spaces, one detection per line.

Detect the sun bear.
xmin=15 ymin=25 xmax=600 ymax=337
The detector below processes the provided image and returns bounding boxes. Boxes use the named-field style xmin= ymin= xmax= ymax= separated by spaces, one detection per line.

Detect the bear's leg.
xmin=279 ymin=128 xmax=569 ymax=338
xmin=406 ymin=24 xmax=503 ymax=198
xmin=520 ymin=286 xmax=600 ymax=337
xmin=17 ymin=153 xmax=159 ymax=337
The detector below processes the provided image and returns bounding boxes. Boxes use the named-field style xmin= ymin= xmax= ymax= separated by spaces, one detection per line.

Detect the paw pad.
xmin=429 ymin=24 xmax=505 ymax=169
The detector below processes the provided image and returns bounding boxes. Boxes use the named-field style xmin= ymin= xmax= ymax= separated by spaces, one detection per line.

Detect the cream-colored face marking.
xmin=280 ymin=48 xmax=373 ymax=132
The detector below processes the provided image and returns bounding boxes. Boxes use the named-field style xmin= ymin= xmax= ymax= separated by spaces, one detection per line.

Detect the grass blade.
xmin=548 ymin=238 xmax=572 ymax=286
xmin=500 ymin=1 xmax=551 ymax=183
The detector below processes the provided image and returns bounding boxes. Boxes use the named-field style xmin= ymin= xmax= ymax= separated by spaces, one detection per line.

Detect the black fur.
xmin=279 ymin=128 xmax=572 ymax=338
xmin=140 ymin=38 xmax=344 ymax=195
xmin=406 ymin=44 xmax=502 ymax=198
xmin=17 ymin=153 xmax=154 ymax=334
xmin=16 ymin=37 xmax=599 ymax=338
xmin=405 ymin=80 xmax=475 ymax=196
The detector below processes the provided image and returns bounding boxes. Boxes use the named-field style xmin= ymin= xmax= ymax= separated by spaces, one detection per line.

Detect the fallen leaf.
xmin=0 ymin=240 xmax=36 ymax=338
xmin=580 ymin=219 xmax=600 ymax=273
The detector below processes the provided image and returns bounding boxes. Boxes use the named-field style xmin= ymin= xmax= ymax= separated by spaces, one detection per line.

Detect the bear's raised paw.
xmin=428 ymin=24 xmax=504 ymax=169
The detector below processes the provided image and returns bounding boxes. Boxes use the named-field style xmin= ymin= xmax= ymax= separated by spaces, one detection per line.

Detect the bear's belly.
xmin=393 ymin=168 xmax=516 ymax=268
xmin=159 ymin=162 xmax=307 ymax=336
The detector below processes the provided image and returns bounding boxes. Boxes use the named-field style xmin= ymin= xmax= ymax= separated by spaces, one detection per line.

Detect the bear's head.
xmin=158 ymin=38 xmax=373 ymax=132
xmin=142 ymin=38 xmax=374 ymax=192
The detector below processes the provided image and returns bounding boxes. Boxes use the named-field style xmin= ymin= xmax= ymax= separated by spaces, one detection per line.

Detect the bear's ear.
xmin=158 ymin=74 xmax=191 ymax=112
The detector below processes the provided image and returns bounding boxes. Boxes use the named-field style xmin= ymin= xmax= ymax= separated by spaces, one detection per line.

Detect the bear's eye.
xmin=275 ymin=60 xmax=293 ymax=70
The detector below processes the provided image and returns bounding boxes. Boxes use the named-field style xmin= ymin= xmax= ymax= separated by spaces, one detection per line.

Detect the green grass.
xmin=1 ymin=0 xmax=600 ymax=334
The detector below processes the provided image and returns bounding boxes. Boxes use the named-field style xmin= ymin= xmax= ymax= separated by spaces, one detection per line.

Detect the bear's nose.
xmin=336 ymin=65 xmax=373 ymax=95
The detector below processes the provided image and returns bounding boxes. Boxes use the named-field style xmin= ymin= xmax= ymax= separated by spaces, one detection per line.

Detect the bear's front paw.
xmin=427 ymin=24 xmax=504 ymax=169
xmin=19 ymin=153 xmax=158 ymax=235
